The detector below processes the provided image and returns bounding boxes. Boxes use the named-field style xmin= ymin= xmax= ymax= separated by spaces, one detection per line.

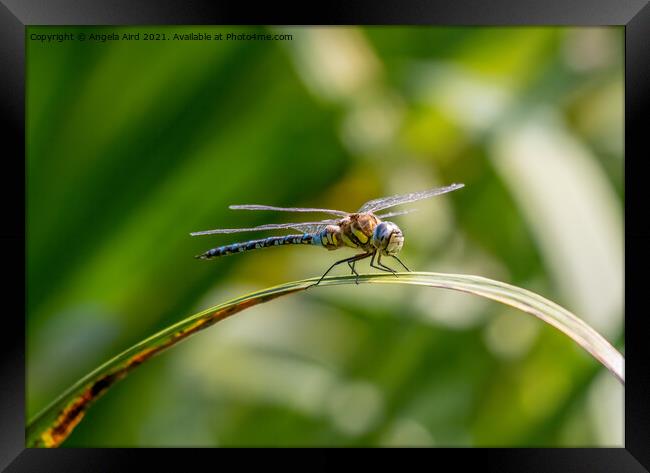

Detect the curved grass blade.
xmin=26 ymin=272 xmax=624 ymax=448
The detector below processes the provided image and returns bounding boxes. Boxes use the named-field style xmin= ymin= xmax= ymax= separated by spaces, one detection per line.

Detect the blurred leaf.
xmin=27 ymin=271 xmax=622 ymax=447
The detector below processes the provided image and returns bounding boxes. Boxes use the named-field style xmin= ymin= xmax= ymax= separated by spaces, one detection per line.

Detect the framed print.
xmin=1 ymin=0 xmax=648 ymax=470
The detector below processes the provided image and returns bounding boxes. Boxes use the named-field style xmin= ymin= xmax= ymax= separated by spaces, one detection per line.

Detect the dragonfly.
xmin=191 ymin=183 xmax=465 ymax=286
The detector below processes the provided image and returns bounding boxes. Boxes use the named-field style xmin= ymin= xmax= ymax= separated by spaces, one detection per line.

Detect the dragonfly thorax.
xmin=318 ymin=213 xmax=382 ymax=252
xmin=371 ymin=221 xmax=404 ymax=255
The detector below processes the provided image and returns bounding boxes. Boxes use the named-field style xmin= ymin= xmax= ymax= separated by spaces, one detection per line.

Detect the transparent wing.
xmin=359 ymin=183 xmax=464 ymax=213
xmin=190 ymin=220 xmax=339 ymax=237
xmin=292 ymin=223 xmax=331 ymax=234
xmin=375 ymin=208 xmax=419 ymax=219
xmin=230 ymin=204 xmax=348 ymax=217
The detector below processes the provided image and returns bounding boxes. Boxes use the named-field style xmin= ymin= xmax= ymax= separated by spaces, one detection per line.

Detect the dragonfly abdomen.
xmin=196 ymin=233 xmax=319 ymax=259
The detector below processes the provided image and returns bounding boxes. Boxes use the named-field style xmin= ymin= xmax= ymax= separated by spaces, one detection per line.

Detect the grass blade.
xmin=26 ymin=271 xmax=624 ymax=447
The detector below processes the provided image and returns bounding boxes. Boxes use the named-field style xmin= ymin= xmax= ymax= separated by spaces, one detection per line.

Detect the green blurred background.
xmin=27 ymin=26 xmax=624 ymax=447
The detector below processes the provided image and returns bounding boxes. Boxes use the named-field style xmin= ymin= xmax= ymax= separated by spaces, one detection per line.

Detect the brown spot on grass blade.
xmin=39 ymin=392 xmax=89 ymax=448
xmin=38 ymin=371 xmax=125 ymax=448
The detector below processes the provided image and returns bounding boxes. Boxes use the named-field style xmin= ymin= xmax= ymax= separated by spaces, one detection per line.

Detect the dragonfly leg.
xmin=310 ymin=253 xmax=372 ymax=288
xmin=347 ymin=260 xmax=361 ymax=284
xmin=377 ymin=253 xmax=399 ymax=277
xmin=391 ymin=255 xmax=411 ymax=272
xmin=370 ymin=251 xmax=393 ymax=274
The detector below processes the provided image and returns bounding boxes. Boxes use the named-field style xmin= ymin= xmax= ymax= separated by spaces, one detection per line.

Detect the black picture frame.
xmin=1 ymin=0 xmax=648 ymax=470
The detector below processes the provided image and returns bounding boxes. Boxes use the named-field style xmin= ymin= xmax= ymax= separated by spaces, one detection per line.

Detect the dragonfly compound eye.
xmin=372 ymin=222 xmax=404 ymax=255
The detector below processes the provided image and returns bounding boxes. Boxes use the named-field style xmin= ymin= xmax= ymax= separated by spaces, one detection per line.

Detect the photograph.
xmin=25 ymin=25 xmax=624 ymax=448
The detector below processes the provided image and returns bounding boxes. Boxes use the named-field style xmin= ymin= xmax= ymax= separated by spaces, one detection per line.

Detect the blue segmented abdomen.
xmin=197 ymin=233 xmax=321 ymax=259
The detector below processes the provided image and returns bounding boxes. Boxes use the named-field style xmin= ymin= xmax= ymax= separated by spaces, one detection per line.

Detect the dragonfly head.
xmin=371 ymin=221 xmax=404 ymax=255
